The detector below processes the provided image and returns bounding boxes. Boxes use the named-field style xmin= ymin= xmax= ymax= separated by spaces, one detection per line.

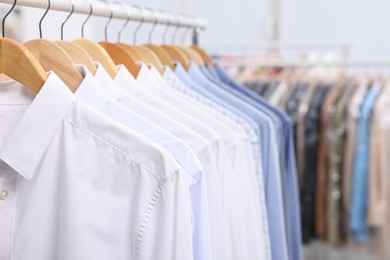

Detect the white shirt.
xmin=75 ymin=64 xmax=211 ymax=260
xmin=112 ymin=64 xmax=232 ymax=260
xmin=157 ymin=66 xmax=271 ymax=260
xmin=0 ymin=72 xmax=193 ymax=260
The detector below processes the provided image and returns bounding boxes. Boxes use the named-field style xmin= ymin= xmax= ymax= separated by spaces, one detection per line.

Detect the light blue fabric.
xmin=175 ymin=63 xmax=289 ymax=260
xmin=350 ymin=86 xmax=381 ymax=243
xmin=213 ymin=64 xmax=302 ymax=260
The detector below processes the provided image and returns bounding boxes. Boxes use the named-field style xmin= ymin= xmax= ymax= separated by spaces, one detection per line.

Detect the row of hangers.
xmin=0 ymin=0 xmax=215 ymax=93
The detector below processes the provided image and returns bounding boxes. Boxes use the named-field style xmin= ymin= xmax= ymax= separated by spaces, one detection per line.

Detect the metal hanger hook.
xmin=181 ymin=15 xmax=194 ymax=45
xmin=2 ymin=0 xmax=17 ymax=37
xmin=99 ymin=0 xmax=113 ymax=41
xmin=144 ymin=7 xmax=158 ymax=43
xmin=81 ymin=0 xmax=93 ymax=38
xmin=131 ymin=5 xmax=145 ymax=45
xmin=162 ymin=11 xmax=172 ymax=44
xmin=61 ymin=0 xmax=75 ymax=40
xmin=116 ymin=2 xmax=130 ymax=42
xmin=172 ymin=13 xmax=183 ymax=44
xmin=39 ymin=0 xmax=51 ymax=38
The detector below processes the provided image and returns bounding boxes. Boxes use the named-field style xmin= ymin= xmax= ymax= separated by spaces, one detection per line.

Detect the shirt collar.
xmin=0 ymin=72 xmax=75 ymax=180
xmin=94 ymin=62 xmax=121 ymax=100
xmin=75 ymin=65 xmax=108 ymax=111
xmin=187 ymin=62 xmax=209 ymax=85
xmin=174 ymin=62 xmax=201 ymax=87
xmin=135 ymin=62 xmax=161 ymax=92
xmin=114 ymin=64 xmax=142 ymax=90
xmin=149 ymin=64 xmax=171 ymax=87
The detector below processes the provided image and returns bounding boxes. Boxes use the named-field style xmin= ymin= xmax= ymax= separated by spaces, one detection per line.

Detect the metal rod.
xmin=0 ymin=0 xmax=208 ymax=29
xmin=202 ymin=40 xmax=356 ymax=52
xmin=219 ymin=58 xmax=390 ymax=68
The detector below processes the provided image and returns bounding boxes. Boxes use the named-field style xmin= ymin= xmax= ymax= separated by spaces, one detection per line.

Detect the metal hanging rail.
xmin=0 ymin=0 xmax=208 ymax=29
xmin=220 ymin=58 xmax=390 ymax=68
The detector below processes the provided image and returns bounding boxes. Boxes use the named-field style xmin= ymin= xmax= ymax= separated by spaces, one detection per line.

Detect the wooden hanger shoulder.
xmin=161 ymin=45 xmax=190 ymax=70
xmin=24 ymin=39 xmax=83 ymax=92
xmin=99 ymin=41 xmax=140 ymax=78
xmin=178 ymin=46 xmax=204 ymax=66
xmin=55 ymin=41 xmax=97 ymax=74
xmin=189 ymin=45 xmax=214 ymax=66
xmin=0 ymin=38 xmax=47 ymax=92
xmin=133 ymin=45 xmax=165 ymax=74
xmin=144 ymin=44 xmax=174 ymax=70
xmin=73 ymin=38 xmax=118 ymax=78
xmin=115 ymin=43 xmax=146 ymax=62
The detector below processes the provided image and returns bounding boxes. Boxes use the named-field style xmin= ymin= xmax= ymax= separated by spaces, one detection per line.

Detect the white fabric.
xmin=149 ymin=65 xmax=269 ymax=260
xmin=76 ymin=64 xmax=212 ymax=260
xmin=0 ymin=72 xmax=193 ymax=260
xmin=163 ymin=65 xmax=273 ymax=258
xmin=113 ymin=64 xmax=232 ymax=260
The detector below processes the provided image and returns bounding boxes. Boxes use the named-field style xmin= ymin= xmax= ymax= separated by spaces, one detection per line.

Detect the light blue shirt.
xmin=213 ymin=64 xmax=302 ymax=260
xmin=350 ymin=86 xmax=381 ymax=243
xmin=175 ymin=63 xmax=289 ymax=260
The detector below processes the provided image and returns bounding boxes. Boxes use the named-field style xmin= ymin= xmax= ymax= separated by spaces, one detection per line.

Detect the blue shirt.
xmin=176 ymin=63 xmax=289 ymax=260
xmin=350 ymin=86 xmax=381 ymax=243
xmin=213 ymin=64 xmax=302 ymax=260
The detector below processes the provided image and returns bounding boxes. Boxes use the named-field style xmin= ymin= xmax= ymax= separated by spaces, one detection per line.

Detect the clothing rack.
xmin=0 ymin=0 xmax=208 ymax=32
xmin=219 ymin=58 xmax=390 ymax=68
xmin=204 ymin=40 xmax=355 ymax=51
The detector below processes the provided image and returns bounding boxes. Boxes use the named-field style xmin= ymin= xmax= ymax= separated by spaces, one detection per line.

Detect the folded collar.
xmin=0 ymin=72 xmax=75 ymax=180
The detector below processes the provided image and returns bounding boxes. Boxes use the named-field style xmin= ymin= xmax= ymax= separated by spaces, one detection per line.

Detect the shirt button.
xmin=0 ymin=189 xmax=9 ymax=200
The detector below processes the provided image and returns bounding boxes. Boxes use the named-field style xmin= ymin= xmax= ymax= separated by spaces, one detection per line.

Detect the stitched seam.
xmin=134 ymin=170 xmax=179 ymax=259
xmin=64 ymin=118 xmax=160 ymax=181
xmin=9 ymin=175 xmax=20 ymax=260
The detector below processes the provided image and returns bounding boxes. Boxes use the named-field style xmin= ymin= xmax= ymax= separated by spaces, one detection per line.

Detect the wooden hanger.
xmin=115 ymin=5 xmax=165 ymax=74
xmin=0 ymin=38 xmax=47 ymax=92
xmin=115 ymin=43 xmax=145 ymax=62
xmin=133 ymin=45 xmax=165 ymax=74
xmin=24 ymin=39 xmax=83 ymax=93
xmin=99 ymin=42 xmax=140 ymax=78
xmin=74 ymin=38 xmax=118 ymax=78
xmin=71 ymin=0 xmax=117 ymax=78
xmin=54 ymin=0 xmax=96 ymax=74
xmin=190 ymin=45 xmax=215 ymax=67
xmin=0 ymin=0 xmax=47 ymax=92
xmin=161 ymin=45 xmax=190 ymax=70
xmin=22 ymin=0 xmax=83 ymax=92
xmin=144 ymin=44 xmax=174 ymax=70
xmin=96 ymin=0 xmax=141 ymax=78
xmin=178 ymin=46 xmax=204 ymax=66
xmin=56 ymin=41 xmax=97 ymax=74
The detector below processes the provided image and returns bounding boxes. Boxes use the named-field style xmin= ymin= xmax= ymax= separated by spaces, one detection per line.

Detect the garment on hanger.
xmin=0 ymin=72 xmax=194 ymax=260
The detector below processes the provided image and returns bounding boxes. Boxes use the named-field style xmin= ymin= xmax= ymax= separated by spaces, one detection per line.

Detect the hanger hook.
xmin=131 ymin=5 xmax=145 ymax=45
xmin=2 ymin=0 xmax=17 ymax=37
xmin=39 ymin=0 xmax=51 ymax=38
xmin=181 ymin=15 xmax=194 ymax=45
xmin=116 ymin=2 xmax=130 ymax=42
xmin=162 ymin=12 xmax=172 ymax=44
xmin=61 ymin=0 xmax=75 ymax=40
xmin=99 ymin=0 xmax=113 ymax=41
xmin=172 ymin=13 xmax=183 ymax=44
xmin=144 ymin=7 xmax=158 ymax=43
xmin=81 ymin=0 xmax=93 ymax=38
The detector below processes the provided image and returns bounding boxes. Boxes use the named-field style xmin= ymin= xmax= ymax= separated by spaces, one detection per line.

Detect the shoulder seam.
xmin=64 ymin=117 xmax=160 ymax=181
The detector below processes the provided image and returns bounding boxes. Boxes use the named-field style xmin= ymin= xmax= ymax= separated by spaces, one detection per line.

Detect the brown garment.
xmin=365 ymin=83 xmax=390 ymax=259
xmin=368 ymin=83 xmax=389 ymax=228
xmin=326 ymin=81 xmax=357 ymax=245
xmin=296 ymin=83 xmax=317 ymax=187
xmin=315 ymin=81 xmax=344 ymax=239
